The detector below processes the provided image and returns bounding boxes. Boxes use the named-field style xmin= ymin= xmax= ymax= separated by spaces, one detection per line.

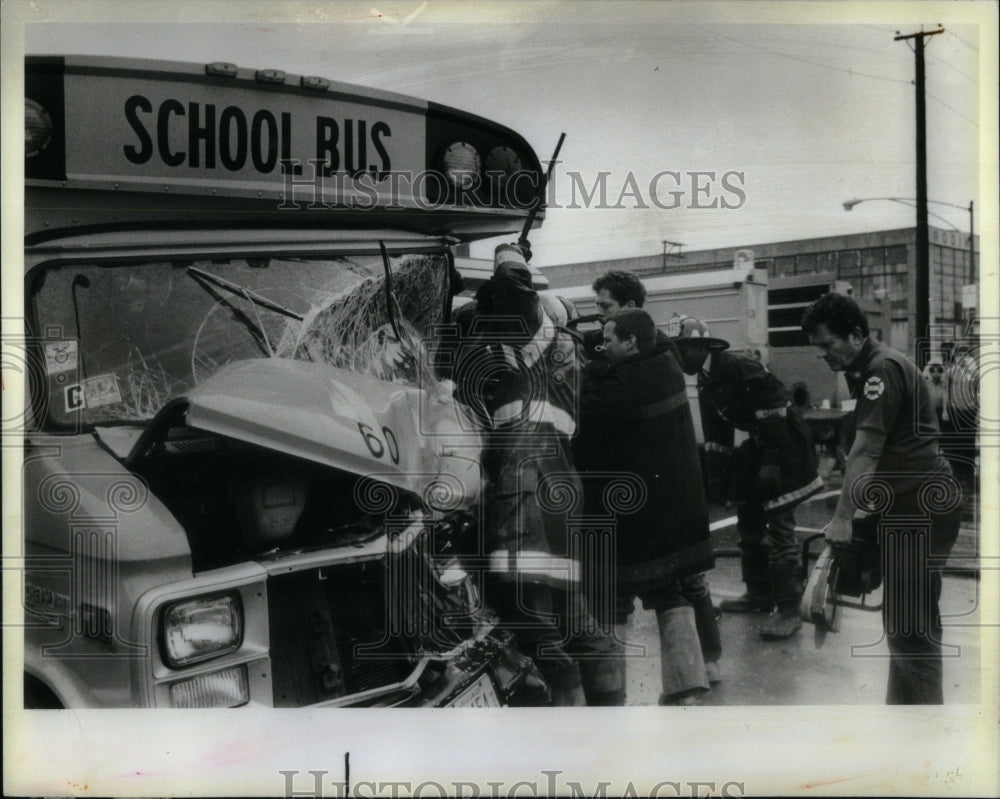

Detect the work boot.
xmin=580 ymin=652 xmax=626 ymax=707
xmin=658 ymin=689 xmax=704 ymax=706
xmin=759 ymin=605 xmax=803 ymax=640
xmin=656 ymin=606 xmax=710 ymax=700
xmin=688 ymin=587 xmax=723 ymax=664
xmin=719 ymin=592 xmax=773 ymax=614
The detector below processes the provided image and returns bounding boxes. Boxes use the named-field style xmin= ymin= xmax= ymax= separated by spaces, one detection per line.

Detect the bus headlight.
xmin=25 ymin=99 xmax=54 ymax=158
xmin=161 ymin=593 xmax=243 ymax=667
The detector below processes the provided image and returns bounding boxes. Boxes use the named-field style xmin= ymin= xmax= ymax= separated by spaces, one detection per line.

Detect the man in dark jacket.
xmin=579 ymin=270 xmax=722 ymax=683
xmin=583 ymin=270 xmax=682 ymax=364
xmin=453 ymin=243 xmax=622 ymax=706
xmin=576 ymin=308 xmax=715 ymax=704
xmin=672 ymin=315 xmax=823 ymax=639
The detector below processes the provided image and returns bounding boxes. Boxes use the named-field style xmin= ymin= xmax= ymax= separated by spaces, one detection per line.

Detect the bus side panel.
xmin=23 ymin=437 xmax=193 ymax=707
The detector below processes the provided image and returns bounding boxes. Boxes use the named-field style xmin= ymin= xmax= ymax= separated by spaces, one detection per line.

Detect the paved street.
xmin=619 ymin=458 xmax=983 ymax=705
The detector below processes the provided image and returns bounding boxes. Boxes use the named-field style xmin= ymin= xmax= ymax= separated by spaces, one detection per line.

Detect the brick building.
xmin=539 ymin=226 xmax=979 ymax=355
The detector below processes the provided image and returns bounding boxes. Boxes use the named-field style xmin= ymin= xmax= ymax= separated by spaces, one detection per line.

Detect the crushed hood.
xmin=174 ymin=358 xmax=483 ymax=505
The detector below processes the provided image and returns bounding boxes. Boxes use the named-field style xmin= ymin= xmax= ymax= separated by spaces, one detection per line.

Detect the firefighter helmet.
xmin=667 ymin=314 xmax=730 ymax=351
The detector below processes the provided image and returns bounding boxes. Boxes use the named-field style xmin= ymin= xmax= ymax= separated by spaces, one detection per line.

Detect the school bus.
xmin=20 ymin=55 xmax=550 ymax=708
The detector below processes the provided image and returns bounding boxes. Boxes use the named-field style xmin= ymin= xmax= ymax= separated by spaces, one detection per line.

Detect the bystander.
xmin=943 ymin=341 xmax=979 ymax=485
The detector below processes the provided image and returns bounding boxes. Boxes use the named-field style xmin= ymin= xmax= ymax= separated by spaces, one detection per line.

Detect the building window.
xmin=886 ymin=244 xmax=908 ymax=264
xmin=773 ymin=256 xmax=795 ymax=277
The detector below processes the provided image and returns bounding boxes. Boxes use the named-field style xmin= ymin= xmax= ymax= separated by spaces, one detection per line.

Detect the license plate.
xmin=447 ymin=674 xmax=500 ymax=707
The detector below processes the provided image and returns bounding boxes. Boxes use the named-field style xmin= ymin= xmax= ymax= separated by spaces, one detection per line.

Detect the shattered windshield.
xmin=29 ymin=253 xmax=449 ymax=427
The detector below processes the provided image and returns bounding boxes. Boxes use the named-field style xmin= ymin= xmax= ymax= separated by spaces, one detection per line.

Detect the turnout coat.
xmin=698 ymin=350 xmax=823 ymax=510
xmin=575 ymin=343 xmax=714 ymax=591
xmin=456 ymin=253 xmax=584 ymax=591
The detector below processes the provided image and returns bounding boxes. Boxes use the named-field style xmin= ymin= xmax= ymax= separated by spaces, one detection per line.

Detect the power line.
xmin=689 ymin=24 xmax=912 ymax=85
xmin=946 ymin=30 xmax=979 ymax=53
xmin=926 ymin=90 xmax=979 ymax=126
xmin=925 ymin=50 xmax=977 ymax=84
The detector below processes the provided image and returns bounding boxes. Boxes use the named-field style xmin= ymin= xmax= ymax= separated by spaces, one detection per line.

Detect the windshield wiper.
xmin=186 ymin=266 xmax=303 ymax=321
xmin=187 ymin=266 xmax=304 ymax=357
xmin=71 ymin=273 xmax=91 ymax=380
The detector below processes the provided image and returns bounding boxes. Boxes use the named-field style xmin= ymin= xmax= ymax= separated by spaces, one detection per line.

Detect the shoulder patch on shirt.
xmin=863 ymin=375 xmax=885 ymax=400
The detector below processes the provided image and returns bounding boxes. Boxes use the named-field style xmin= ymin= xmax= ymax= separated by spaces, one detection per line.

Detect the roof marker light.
xmin=301 ymin=75 xmax=331 ymax=91
xmin=255 ymin=69 xmax=287 ymax=84
xmin=206 ymin=62 xmax=239 ymax=77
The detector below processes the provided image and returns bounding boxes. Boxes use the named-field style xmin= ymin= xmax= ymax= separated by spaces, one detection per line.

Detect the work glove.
xmin=515 ymin=240 xmax=532 ymax=262
xmin=756 ymin=464 xmax=782 ymax=501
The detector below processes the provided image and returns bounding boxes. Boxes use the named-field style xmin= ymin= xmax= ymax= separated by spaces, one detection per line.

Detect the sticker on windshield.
xmin=64 ymin=384 xmax=85 ymax=412
xmin=44 ymin=341 xmax=79 ymax=375
xmin=83 ymin=373 xmax=123 ymax=408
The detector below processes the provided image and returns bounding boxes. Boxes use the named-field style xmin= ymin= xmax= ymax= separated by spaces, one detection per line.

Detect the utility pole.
xmin=968 ymin=199 xmax=975 ymax=283
xmin=895 ymin=26 xmax=944 ymax=363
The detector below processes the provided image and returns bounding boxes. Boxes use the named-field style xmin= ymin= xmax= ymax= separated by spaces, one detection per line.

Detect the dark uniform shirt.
xmin=697 ymin=350 xmax=822 ymax=510
xmin=843 ymin=338 xmax=949 ymax=496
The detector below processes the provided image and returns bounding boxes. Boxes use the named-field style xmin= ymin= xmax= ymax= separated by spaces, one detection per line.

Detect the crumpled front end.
xmin=123 ymin=358 xmax=546 ymax=708
xmin=262 ymin=515 xmax=548 ymax=707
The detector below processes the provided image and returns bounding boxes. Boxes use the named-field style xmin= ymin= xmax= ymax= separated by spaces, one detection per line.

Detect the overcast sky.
xmin=13 ymin=1 xmax=994 ymax=267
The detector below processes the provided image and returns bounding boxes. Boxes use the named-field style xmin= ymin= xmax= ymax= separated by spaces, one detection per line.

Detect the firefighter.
xmin=577 ymin=270 xmax=722 ymax=685
xmin=454 ymin=243 xmax=623 ymax=705
xmin=671 ymin=316 xmax=824 ymax=639
xmin=576 ymin=308 xmax=715 ymax=704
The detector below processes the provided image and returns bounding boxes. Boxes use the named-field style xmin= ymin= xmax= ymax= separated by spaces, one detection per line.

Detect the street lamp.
xmin=843 ymin=196 xmax=976 ymax=357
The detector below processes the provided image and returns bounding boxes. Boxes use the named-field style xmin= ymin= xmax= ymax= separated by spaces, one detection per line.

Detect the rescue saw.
xmin=799 ymin=515 xmax=883 ymax=647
